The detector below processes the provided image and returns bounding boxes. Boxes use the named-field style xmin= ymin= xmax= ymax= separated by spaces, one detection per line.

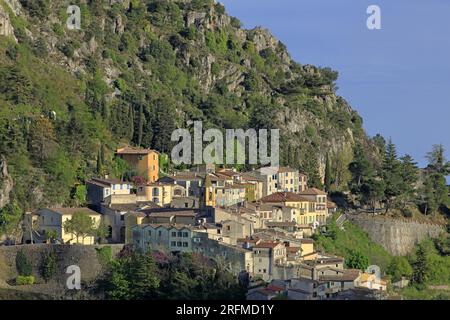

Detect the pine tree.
xmin=412 ymin=245 xmax=430 ymax=285
xmin=399 ymin=154 xmax=419 ymax=207
xmin=137 ymin=102 xmax=144 ymax=147
xmin=324 ymin=153 xmax=332 ymax=192
xmin=382 ymin=139 xmax=403 ymax=213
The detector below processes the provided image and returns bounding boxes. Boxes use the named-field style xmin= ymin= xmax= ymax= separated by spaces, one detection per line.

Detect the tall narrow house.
xmin=116 ymin=146 xmax=159 ymax=183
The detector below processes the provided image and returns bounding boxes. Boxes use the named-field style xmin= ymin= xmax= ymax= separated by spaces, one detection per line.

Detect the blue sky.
xmin=220 ymin=0 xmax=450 ymax=170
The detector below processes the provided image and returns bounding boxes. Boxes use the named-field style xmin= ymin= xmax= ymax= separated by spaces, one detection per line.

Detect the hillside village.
xmin=0 ymin=0 xmax=448 ymax=301
xmin=20 ymin=146 xmax=388 ymax=300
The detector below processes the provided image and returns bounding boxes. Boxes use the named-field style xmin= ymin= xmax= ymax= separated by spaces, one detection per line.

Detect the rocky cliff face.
xmin=0 ymin=4 xmax=15 ymax=39
xmin=0 ymin=157 xmax=13 ymax=209
xmin=348 ymin=214 xmax=445 ymax=256
xmin=0 ymin=0 xmax=374 ymax=212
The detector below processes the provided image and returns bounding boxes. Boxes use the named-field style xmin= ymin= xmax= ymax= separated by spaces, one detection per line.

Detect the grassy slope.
xmin=313 ymin=218 xmax=393 ymax=272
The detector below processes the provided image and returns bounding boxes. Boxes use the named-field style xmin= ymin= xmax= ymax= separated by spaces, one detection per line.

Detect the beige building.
xmin=136 ymin=182 xmax=175 ymax=206
xmin=24 ymin=208 xmax=101 ymax=245
xmin=252 ymin=241 xmax=287 ymax=281
xmin=260 ymin=192 xmax=327 ymax=225
xmin=86 ymin=178 xmax=132 ymax=205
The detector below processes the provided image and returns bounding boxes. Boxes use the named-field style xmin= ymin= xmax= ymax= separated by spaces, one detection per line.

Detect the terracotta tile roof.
xmin=266 ymin=221 xmax=297 ymax=227
xmin=87 ymin=177 xmax=126 ymax=187
xmin=327 ymin=200 xmax=337 ymax=209
xmin=266 ymin=284 xmax=284 ymax=292
xmin=49 ymin=207 xmax=100 ymax=216
xmin=146 ymin=210 xmax=196 ymax=218
xmin=260 ymin=192 xmax=311 ymax=203
xmin=116 ymin=146 xmax=158 ymax=155
xmin=299 ymin=188 xmax=327 ymax=196
xmin=319 ymin=269 xmax=361 ymax=282
xmin=277 ymin=166 xmax=297 ymax=173
xmin=254 ymin=241 xmax=283 ymax=249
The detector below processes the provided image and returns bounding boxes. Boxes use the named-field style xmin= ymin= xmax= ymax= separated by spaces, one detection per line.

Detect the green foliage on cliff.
xmin=313 ymin=219 xmax=393 ymax=271
xmin=100 ymin=248 xmax=246 ymax=300
xmin=0 ymin=0 xmax=365 ymax=216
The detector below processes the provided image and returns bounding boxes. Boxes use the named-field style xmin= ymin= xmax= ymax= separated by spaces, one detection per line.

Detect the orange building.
xmin=116 ymin=146 xmax=159 ymax=182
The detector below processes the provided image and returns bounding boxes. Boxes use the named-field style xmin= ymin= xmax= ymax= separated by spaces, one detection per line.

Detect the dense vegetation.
xmin=0 ymin=0 xmax=370 ymax=237
xmin=315 ymin=216 xmax=450 ymax=299
xmin=98 ymin=247 xmax=246 ymax=300
xmin=313 ymin=218 xmax=393 ymax=271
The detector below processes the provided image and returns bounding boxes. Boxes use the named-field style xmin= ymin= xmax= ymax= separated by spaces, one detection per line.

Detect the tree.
xmin=324 ymin=153 xmax=332 ymax=192
xmin=28 ymin=117 xmax=57 ymax=165
xmin=63 ymin=212 xmax=96 ymax=244
xmin=398 ymin=154 xmax=419 ymax=207
xmin=97 ymin=145 xmax=105 ymax=175
xmin=360 ymin=177 xmax=385 ymax=214
xmin=419 ymin=145 xmax=450 ymax=214
xmin=426 ymin=144 xmax=450 ymax=175
xmin=0 ymin=66 xmax=33 ymax=104
xmin=349 ymin=144 xmax=374 ymax=189
xmin=346 ymin=250 xmax=369 ymax=270
xmin=152 ymin=97 xmax=177 ymax=153
xmin=128 ymin=252 xmax=160 ymax=299
xmin=0 ymin=203 xmax=23 ymax=240
xmin=412 ymin=245 xmax=430 ymax=285
xmin=45 ymin=229 xmax=58 ymax=243
xmin=387 ymin=256 xmax=413 ymax=282
xmin=16 ymin=250 xmax=32 ymax=276
xmin=419 ymin=175 xmax=438 ymax=215
xmin=96 ymin=221 xmax=110 ymax=244
xmin=105 ymin=260 xmax=131 ymax=300
xmin=382 ymin=139 xmax=403 ymax=213
xmin=41 ymin=251 xmax=56 ymax=282
xmin=112 ymin=157 xmax=129 ymax=181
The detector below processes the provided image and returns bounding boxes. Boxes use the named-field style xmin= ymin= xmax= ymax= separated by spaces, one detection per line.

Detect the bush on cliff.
xmin=15 ymin=275 xmax=35 ymax=285
xmin=15 ymin=250 xmax=32 ymax=277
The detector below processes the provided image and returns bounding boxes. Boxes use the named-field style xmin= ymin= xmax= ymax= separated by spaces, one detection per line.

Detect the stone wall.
xmin=348 ymin=214 xmax=445 ymax=256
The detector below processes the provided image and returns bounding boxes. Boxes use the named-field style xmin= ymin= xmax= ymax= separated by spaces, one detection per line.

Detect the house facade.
xmin=116 ymin=146 xmax=159 ymax=182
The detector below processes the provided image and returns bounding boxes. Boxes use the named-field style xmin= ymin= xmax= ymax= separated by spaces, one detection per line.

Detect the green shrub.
xmin=16 ymin=275 xmax=35 ymax=285
xmin=96 ymin=246 xmax=112 ymax=266
xmin=16 ymin=250 xmax=32 ymax=276
xmin=41 ymin=251 xmax=57 ymax=282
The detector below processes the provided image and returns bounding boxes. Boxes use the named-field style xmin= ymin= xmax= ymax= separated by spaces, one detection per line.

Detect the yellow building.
xmin=116 ymin=146 xmax=159 ymax=182
xmin=137 ymin=182 xmax=174 ymax=206
xmin=24 ymin=208 xmax=102 ymax=245
xmin=260 ymin=192 xmax=327 ymax=225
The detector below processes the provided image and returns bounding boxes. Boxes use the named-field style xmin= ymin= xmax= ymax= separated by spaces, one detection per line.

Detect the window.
xmin=263 ymin=269 xmax=267 ymax=273
xmin=120 ymin=215 xmax=125 ymax=221
xmin=158 ymin=231 xmax=162 ymax=237
xmin=183 ymin=232 xmax=189 ymax=238
xmin=177 ymin=241 xmax=182 ymax=247
xmin=185 ymin=203 xmax=189 ymax=208
xmin=177 ymin=232 xmax=183 ymax=237
xmin=171 ymin=241 xmax=176 ymax=247
xmin=112 ymin=185 xmax=115 ymax=190
xmin=120 ymin=185 xmax=123 ymax=190
xmin=183 ymin=242 xmax=188 ymax=247
xmin=148 ymin=231 xmax=152 ymax=236
xmin=171 ymin=232 xmax=177 ymax=237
